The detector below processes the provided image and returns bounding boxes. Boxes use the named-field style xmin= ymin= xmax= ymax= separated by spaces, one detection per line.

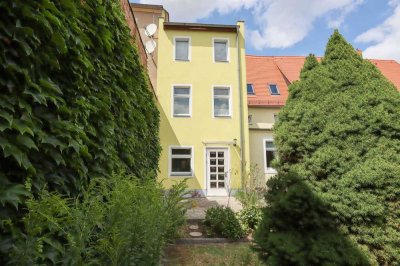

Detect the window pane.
xmin=172 ymin=158 xmax=191 ymax=173
xmin=247 ymin=84 xmax=254 ymax=94
xmin=214 ymin=98 xmax=229 ymax=116
xmin=174 ymin=97 xmax=190 ymax=115
xmin=269 ymin=84 xmax=280 ymax=95
xmin=174 ymin=88 xmax=190 ymax=95
xmin=171 ymin=148 xmax=191 ymax=155
xmin=175 ymin=40 xmax=189 ymax=61
xmin=265 ymin=141 xmax=275 ymax=149
xmin=266 ymin=150 xmax=275 ymax=168
xmin=214 ymin=88 xmax=229 ymax=96
xmin=214 ymin=41 xmax=227 ymax=61
xmin=218 ymin=182 xmax=225 ymax=188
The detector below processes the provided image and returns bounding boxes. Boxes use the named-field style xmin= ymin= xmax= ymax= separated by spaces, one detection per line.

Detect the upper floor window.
xmin=213 ymin=87 xmax=231 ymax=117
xmin=264 ymin=139 xmax=277 ymax=173
xmin=273 ymin=113 xmax=279 ymax=122
xmin=213 ymin=38 xmax=229 ymax=62
xmin=174 ymin=37 xmax=190 ymax=61
xmin=269 ymin=84 xmax=280 ymax=95
xmin=247 ymin=84 xmax=255 ymax=94
xmin=173 ymin=86 xmax=191 ymax=117
xmin=248 ymin=114 xmax=253 ymax=125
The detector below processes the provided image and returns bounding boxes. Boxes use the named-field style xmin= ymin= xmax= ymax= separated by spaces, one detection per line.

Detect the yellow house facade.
xmin=155 ymin=19 xmax=249 ymax=196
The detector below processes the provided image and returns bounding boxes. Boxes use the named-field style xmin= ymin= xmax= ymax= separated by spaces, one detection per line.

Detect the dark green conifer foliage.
xmin=0 ymin=0 xmax=160 ymax=260
xmin=255 ymin=30 xmax=400 ymax=265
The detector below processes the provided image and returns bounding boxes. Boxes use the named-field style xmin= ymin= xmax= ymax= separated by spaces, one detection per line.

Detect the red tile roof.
xmin=246 ymin=55 xmax=400 ymax=107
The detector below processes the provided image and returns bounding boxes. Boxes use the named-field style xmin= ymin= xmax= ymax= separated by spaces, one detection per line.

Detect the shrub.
xmin=267 ymin=30 xmax=400 ymax=265
xmin=237 ymin=205 xmax=262 ymax=231
xmin=254 ymin=172 xmax=370 ymax=265
xmin=8 ymin=174 xmax=187 ymax=265
xmin=204 ymin=206 xmax=245 ymax=240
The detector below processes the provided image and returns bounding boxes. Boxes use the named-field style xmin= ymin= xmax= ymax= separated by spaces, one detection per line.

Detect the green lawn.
xmin=163 ymin=243 xmax=264 ymax=266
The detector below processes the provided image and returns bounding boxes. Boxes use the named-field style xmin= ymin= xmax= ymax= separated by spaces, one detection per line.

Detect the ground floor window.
xmin=263 ymin=139 xmax=276 ymax=173
xmin=170 ymin=147 xmax=193 ymax=176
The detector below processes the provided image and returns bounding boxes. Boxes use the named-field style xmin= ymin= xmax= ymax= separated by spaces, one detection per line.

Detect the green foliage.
xmin=204 ymin=206 xmax=245 ymax=240
xmin=269 ymin=30 xmax=400 ymax=265
xmin=254 ymin=172 xmax=370 ymax=265
xmin=0 ymin=0 xmax=160 ymax=262
xmin=235 ymin=165 xmax=264 ymax=231
xmin=8 ymin=174 xmax=187 ymax=265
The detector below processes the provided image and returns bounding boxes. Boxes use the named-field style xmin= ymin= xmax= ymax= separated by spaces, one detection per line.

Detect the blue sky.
xmin=134 ymin=0 xmax=400 ymax=61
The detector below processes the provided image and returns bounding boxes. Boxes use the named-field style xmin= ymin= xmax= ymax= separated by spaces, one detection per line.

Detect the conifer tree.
xmin=255 ymin=30 xmax=400 ymax=265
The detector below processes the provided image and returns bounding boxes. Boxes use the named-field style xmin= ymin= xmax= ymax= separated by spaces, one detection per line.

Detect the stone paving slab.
xmin=185 ymin=196 xmax=243 ymax=220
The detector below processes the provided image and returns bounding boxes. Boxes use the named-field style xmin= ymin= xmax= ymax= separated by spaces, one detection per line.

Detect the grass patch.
xmin=163 ymin=243 xmax=263 ymax=266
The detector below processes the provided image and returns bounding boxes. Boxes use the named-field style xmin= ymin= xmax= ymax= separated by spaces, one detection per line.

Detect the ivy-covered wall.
xmin=0 ymin=0 xmax=160 ymax=241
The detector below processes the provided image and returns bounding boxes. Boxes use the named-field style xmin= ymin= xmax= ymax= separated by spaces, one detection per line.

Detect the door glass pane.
xmin=214 ymin=41 xmax=227 ymax=61
xmin=218 ymin=182 xmax=225 ymax=188
xmin=266 ymin=150 xmax=275 ymax=168
xmin=218 ymin=174 xmax=224 ymax=181
xmin=174 ymin=97 xmax=189 ymax=115
xmin=210 ymin=174 xmax=216 ymax=180
xmin=210 ymin=159 xmax=216 ymax=165
xmin=217 ymin=159 xmax=224 ymax=165
xmin=210 ymin=152 xmax=216 ymax=158
xmin=172 ymin=158 xmax=191 ymax=172
xmin=210 ymin=167 xmax=216 ymax=173
xmin=210 ymin=182 xmax=217 ymax=188
xmin=218 ymin=166 xmax=224 ymax=172
xmin=175 ymin=40 xmax=189 ymax=61
xmin=217 ymin=152 xmax=224 ymax=157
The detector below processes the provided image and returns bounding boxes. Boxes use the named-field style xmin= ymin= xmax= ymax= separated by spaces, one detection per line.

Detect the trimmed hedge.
xmin=0 ymin=0 xmax=160 ymax=262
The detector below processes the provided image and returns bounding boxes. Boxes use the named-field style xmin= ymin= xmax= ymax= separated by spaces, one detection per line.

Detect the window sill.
xmin=213 ymin=115 xmax=232 ymax=118
xmin=173 ymin=114 xmax=191 ymax=117
xmin=174 ymin=59 xmax=190 ymax=62
xmin=264 ymin=169 xmax=277 ymax=174
xmin=169 ymin=173 xmax=193 ymax=178
xmin=214 ymin=60 xmax=229 ymax=63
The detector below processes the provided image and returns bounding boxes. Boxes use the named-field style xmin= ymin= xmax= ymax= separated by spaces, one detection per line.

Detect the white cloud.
xmin=355 ymin=2 xmax=400 ymax=61
xmin=138 ymin=0 xmax=363 ymax=49
xmin=138 ymin=0 xmax=257 ymax=22
xmin=250 ymin=0 xmax=363 ymax=49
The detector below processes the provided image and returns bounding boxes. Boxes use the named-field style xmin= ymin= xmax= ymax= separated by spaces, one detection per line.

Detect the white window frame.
xmin=263 ymin=138 xmax=277 ymax=174
xmin=172 ymin=84 xmax=192 ymax=117
xmin=212 ymin=85 xmax=232 ymax=118
xmin=173 ymin=36 xmax=191 ymax=62
xmin=212 ymin=37 xmax=230 ymax=63
xmin=169 ymin=146 xmax=194 ymax=177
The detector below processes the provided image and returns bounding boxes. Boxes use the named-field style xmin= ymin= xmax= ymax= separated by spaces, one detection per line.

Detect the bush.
xmin=204 ymin=206 xmax=245 ymax=240
xmin=7 ymin=174 xmax=187 ymax=265
xmin=268 ymin=30 xmax=400 ymax=265
xmin=237 ymin=205 xmax=262 ymax=231
xmin=254 ymin=172 xmax=370 ymax=265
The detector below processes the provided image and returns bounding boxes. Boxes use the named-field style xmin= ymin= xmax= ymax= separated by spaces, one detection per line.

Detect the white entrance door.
xmin=206 ymin=148 xmax=229 ymax=196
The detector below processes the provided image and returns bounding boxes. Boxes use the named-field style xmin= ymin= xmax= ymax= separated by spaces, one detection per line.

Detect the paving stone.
xmin=189 ymin=231 xmax=203 ymax=237
xmin=189 ymin=225 xmax=199 ymax=230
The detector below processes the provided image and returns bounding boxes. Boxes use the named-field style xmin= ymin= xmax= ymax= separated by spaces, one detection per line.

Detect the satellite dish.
xmin=145 ymin=39 xmax=156 ymax=54
xmin=144 ymin=23 xmax=157 ymax=37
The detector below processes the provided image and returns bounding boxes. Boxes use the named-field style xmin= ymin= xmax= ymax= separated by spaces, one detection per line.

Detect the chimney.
xmin=356 ymin=49 xmax=363 ymax=57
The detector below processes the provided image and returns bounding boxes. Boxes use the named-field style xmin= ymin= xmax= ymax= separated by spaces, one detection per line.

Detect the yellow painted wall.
xmin=248 ymin=107 xmax=282 ymax=182
xmin=156 ymin=18 xmax=249 ymax=194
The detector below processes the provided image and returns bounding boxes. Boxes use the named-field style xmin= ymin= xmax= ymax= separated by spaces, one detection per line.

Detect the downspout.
xmin=236 ymin=24 xmax=245 ymax=179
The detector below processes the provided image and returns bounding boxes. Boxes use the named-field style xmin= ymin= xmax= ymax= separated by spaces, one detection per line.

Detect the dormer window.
xmin=247 ymin=84 xmax=255 ymax=95
xmin=269 ymin=84 xmax=280 ymax=95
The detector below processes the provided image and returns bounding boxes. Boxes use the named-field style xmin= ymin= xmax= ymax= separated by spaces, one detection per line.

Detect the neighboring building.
xmin=246 ymin=55 xmax=400 ymax=181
